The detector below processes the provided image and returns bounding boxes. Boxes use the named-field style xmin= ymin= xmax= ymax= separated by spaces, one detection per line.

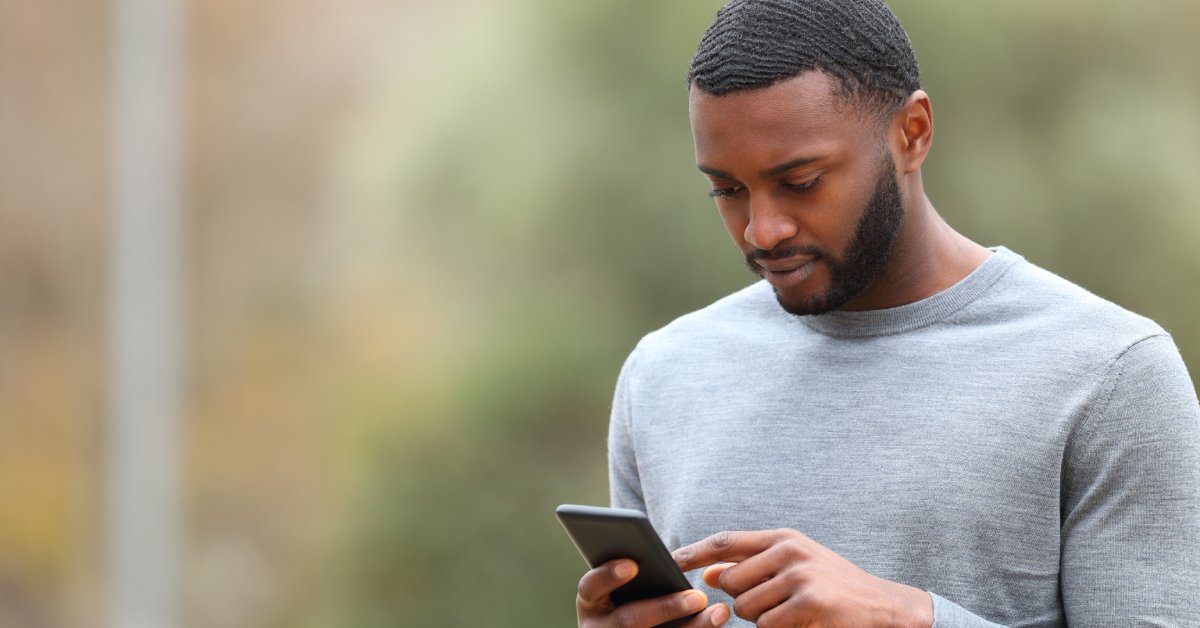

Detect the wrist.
xmin=895 ymin=585 xmax=934 ymax=628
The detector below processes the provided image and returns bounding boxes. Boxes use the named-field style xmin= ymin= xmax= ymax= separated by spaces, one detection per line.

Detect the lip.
xmin=756 ymin=255 xmax=816 ymax=273
xmin=757 ymin=256 xmax=817 ymax=289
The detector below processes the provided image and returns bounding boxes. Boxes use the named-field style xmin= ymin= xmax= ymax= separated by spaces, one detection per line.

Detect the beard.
xmin=744 ymin=152 xmax=905 ymax=316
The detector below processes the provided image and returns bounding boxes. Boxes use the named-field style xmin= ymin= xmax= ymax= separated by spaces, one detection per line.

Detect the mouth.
xmin=756 ymin=257 xmax=817 ymax=289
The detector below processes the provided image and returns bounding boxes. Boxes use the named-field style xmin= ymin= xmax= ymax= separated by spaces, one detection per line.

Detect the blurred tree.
xmin=2 ymin=0 xmax=1196 ymax=626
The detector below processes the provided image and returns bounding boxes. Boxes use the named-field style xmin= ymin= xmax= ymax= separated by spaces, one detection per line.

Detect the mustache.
xmin=745 ymin=245 xmax=826 ymax=265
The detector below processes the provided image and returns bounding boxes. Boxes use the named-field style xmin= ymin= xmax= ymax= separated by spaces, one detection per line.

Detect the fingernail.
xmin=614 ymin=561 xmax=633 ymax=579
xmin=711 ymin=604 xmax=729 ymax=625
xmin=683 ymin=591 xmax=706 ymax=612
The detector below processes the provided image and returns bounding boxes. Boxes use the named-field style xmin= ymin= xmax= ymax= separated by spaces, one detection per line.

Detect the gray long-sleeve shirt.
xmin=608 ymin=247 xmax=1200 ymax=627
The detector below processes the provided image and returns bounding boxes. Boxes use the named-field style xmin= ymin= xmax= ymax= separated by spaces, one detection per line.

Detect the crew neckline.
xmin=795 ymin=246 xmax=1022 ymax=338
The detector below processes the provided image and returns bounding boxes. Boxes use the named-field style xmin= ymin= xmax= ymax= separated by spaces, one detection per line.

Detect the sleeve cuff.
xmin=930 ymin=592 xmax=1011 ymax=628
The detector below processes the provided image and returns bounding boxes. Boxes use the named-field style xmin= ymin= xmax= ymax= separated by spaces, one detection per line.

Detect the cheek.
xmin=715 ymin=205 xmax=750 ymax=247
xmin=806 ymin=204 xmax=855 ymax=242
xmin=807 ymin=183 xmax=872 ymax=242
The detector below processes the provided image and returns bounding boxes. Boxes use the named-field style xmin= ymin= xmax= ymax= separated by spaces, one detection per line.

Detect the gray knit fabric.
xmin=608 ymin=247 xmax=1200 ymax=627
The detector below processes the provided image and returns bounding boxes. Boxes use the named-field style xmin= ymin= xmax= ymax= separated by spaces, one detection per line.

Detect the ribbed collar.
xmin=796 ymin=246 xmax=1021 ymax=338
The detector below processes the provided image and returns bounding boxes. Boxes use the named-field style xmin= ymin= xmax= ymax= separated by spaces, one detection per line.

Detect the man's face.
xmin=689 ymin=72 xmax=905 ymax=316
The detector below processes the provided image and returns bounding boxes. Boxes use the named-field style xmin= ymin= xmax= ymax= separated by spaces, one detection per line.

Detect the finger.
xmin=681 ymin=602 xmax=730 ymax=627
xmin=702 ymin=563 xmax=735 ymax=588
xmin=752 ymin=596 xmax=805 ymax=628
xmin=608 ymin=589 xmax=707 ymax=628
xmin=712 ymin=543 xmax=795 ymax=597
xmin=730 ymin=576 xmax=793 ymax=623
xmin=674 ymin=530 xmax=782 ymax=572
xmin=577 ymin=559 xmax=638 ymax=607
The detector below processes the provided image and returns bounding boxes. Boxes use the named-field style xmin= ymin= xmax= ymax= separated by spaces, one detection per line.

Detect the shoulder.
xmin=621 ymin=280 xmax=788 ymax=378
xmin=962 ymin=248 xmax=1169 ymax=360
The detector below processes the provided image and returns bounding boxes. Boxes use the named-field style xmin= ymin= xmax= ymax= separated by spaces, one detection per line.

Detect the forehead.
xmin=688 ymin=72 xmax=872 ymax=168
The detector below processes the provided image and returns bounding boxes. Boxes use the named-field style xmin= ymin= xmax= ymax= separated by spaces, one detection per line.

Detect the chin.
xmin=772 ymin=286 xmax=837 ymax=317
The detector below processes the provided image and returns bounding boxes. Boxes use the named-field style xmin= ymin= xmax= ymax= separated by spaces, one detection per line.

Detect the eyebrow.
xmin=698 ymin=156 xmax=827 ymax=181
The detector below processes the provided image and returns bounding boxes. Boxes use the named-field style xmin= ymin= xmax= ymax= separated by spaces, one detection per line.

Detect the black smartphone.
xmin=556 ymin=504 xmax=699 ymax=627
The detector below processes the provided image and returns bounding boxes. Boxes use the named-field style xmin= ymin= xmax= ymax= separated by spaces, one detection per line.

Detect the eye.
xmin=783 ymin=176 xmax=822 ymax=194
xmin=708 ymin=186 xmax=745 ymax=198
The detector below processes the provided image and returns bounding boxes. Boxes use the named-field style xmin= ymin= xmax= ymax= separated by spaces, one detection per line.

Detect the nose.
xmin=744 ymin=193 xmax=799 ymax=251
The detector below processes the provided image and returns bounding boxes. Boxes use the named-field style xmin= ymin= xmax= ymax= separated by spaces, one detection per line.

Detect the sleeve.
xmin=1057 ymin=334 xmax=1200 ymax=626
xmin=929 ymin=334 xmax=1200 ymax=628
xmin=608 ymin=348 xmax=647 ymax=513
xmin=930 ymin=594 xmax=1009 ymax=628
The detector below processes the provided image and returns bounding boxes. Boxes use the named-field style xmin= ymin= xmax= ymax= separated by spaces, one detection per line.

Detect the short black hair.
xmin=688 ymin=0 xmax=921 ymax=117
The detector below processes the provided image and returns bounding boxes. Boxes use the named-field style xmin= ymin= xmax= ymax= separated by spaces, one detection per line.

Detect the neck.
xmin=840 ymin=188 xmax=991 ymax=312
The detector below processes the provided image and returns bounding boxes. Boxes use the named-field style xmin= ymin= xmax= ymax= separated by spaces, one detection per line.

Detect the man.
xmin=573 ymin=1 xmax=1200 ymax=627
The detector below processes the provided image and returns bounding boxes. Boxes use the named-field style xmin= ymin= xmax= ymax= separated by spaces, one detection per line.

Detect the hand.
xmin=576 ymin=558 xmax=731 ymax=627
xmin=672 ymin=530 xmax=933 ymax=628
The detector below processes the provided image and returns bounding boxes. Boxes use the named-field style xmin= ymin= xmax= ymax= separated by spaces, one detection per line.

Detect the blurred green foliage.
xmin=308 ymin=1 xmax=1200 ymax=626
xmin=3 ymin=1 xmax=1185 ymax=626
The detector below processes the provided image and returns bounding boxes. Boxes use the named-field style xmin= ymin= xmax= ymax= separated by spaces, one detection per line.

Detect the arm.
xmin=890 ymin=334 xmax=1200 ymax=627
xmin=673 ymin=529 xmax=1017 ymax=628
xmin=1059 ymin=334 xmax=1200 ymax=625
xmin=671 ymin=336 xmax=1200 ymax=628
xmin=575 ymin=350 xmax=731 ymax=627
xmin=608 ymin=350 xmax=647 ymax=512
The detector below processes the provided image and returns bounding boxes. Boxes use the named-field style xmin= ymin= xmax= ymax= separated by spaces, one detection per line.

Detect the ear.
xmin=893 ymin=90 xmax=933 ymax=174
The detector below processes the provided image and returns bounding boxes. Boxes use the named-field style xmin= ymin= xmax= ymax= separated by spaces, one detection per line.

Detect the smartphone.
xmin=556 ymin=504 xmax=699 ymax=627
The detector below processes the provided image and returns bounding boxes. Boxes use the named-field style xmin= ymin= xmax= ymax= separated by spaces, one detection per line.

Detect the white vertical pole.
xmin=108 ymin=0 xmax=185 ymax=624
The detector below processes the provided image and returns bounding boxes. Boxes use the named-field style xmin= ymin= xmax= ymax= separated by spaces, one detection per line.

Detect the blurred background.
xmin=1 ymin=0 xmax=1198 ymax=626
